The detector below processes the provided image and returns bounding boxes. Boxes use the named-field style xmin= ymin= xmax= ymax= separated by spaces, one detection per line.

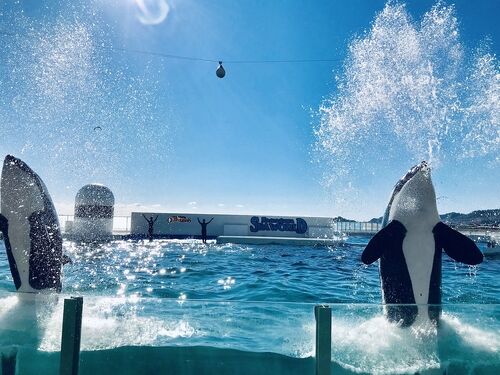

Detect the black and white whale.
xmin=361 ymin=161 xmax=483 ymax=327
xmin=0 ymin=155 xmax=64 ymax=293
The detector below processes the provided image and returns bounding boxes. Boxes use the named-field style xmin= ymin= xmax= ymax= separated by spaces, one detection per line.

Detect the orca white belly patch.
xmin=402 ymin=231 xmax=435 ymax=305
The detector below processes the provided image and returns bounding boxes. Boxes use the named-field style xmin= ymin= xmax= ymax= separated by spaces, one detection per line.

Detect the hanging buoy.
xmin=216 ymin=61 xmax=225 ymax=78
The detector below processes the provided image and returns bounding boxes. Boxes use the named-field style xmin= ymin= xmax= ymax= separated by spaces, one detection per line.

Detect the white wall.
xmin=130 ymin=212 xmax=335 ymax=238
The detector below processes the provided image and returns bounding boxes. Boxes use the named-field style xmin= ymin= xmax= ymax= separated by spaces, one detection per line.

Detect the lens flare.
xmin=134 ymin=0 xmax=170 ymax=26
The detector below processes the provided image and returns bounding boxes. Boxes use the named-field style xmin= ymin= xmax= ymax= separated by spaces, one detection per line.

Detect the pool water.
xmin=36 ymin=236 xmax=500 ymax=304
xmin=0 ymin=237 xmax=499 ymax=374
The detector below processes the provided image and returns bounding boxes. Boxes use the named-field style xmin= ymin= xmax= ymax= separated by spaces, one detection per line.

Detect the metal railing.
xmin=58 ymin=215 xmax=131 ymax=234
xmin=332 ymin=221 xmax=381 ymax=233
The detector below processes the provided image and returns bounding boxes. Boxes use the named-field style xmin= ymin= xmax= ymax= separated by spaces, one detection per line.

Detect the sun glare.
xmin=133 ymin=0 xmax=170 ymax=25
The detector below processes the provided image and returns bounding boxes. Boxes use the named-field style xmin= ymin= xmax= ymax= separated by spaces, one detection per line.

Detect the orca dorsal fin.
xmin=433 ymin=222 xmax=483 ymax=265
xmin=361 ymin=220 xmax=406 ymax=264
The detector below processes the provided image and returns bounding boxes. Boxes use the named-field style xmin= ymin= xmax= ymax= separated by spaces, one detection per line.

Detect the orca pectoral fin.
xmin=0 ymin=214 xmax=22 ymax=290
xmin=0 ymin=213 xmax=7 ymax=234
xmin=433 ymin=222 xmax=483 ymax=265
xmin=361 ymin=220 xmax=406 ymax=264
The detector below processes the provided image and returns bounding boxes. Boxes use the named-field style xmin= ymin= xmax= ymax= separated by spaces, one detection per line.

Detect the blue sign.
xmin=250 ymin=217 xmax=308 ymax=234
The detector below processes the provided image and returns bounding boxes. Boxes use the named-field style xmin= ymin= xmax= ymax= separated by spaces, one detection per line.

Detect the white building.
xmin=71 ymin=184 xmax=115 ymax=241
xmin=130 ymin=212 xmax=342 ymax=243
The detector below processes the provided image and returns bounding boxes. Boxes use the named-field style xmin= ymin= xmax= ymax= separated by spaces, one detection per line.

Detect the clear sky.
xmin=0 ymin=0 xmax=498 ymax=220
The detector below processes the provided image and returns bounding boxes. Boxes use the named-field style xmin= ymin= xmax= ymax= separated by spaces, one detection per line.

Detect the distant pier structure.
xmin=56 ymin=210 xmax=499 ymax=245
xmin=71 ymin=184 xmax=115 ymax=242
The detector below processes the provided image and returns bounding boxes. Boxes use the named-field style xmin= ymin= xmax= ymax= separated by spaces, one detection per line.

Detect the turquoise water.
xmin=4 ymin=235 xmax=496 ymax=302
xmin=51 ymin=237 xmax=500 ymax=304
xmin=1 ymin=237 xmax=499 ymax=374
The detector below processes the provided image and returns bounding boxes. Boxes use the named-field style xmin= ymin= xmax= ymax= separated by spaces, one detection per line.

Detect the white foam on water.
xmin=324 ymin=310 xmax=500 ymax=374
xmin=442 ymin=313 xmax=499 ymax=353
xmin=331 ymin=315 xmax=440 ymax=374
xmin=1 ymin=294 xmax=498 ymax=373
xmin=38 ymin=296 xmax=199 ymax=351
xmin=0 ymin=294 xmax=60 ymax=348
xmin=0 ymin=295 xmax=18 ymax=318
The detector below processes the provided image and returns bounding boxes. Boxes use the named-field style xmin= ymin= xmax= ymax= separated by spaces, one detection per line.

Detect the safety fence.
xmin=0 ymin=296 xmax=498 ymax=374
xmin=58 ymin=215 xmax=131 ymax=234
xmin=331 ymin=221 xmax=381 ymax=233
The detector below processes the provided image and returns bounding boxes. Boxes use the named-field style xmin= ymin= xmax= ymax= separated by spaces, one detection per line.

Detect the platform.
xmin=216 ymin=235 xmax=340 ymax=246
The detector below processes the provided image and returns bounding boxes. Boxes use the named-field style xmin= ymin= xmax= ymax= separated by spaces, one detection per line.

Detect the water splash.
xmin=332 ymin=315 xmax=440 ymax=374
xmin=462 ymin=50 xmax=500 ymax=161
xmin=314 ymin=2 xmax=499 ymax=199
xmin=0 ymin=4 xmax=172 ymax=187
xmin=39 ymin=296 xmax=197 ymax=351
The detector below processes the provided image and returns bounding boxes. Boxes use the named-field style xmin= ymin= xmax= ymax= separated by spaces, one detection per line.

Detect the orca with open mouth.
xmin=0 ymin=155 xmax=65 ymax=293
xmin=361 ymin=161 xmax=483 ymax=327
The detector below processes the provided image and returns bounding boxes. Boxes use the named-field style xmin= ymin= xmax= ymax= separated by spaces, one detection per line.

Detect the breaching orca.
xmin=361 ymin=161 xmax=483 ymax=327
xmin=0 ymin=155 xmax=64 ymax=293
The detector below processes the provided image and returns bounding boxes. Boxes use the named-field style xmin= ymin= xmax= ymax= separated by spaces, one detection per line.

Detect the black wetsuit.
xmin=143 ymin=215 xmax=158 ymax=241
xmin=198 ymin=218 xmax=213 ymax=243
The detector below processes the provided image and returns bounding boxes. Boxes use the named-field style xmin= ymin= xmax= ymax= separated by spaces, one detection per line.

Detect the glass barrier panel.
xmin=0 ymin=291 xmax=65 ymax=375
xmin=2 ymin=295 xmax=499 ymax=375
xmin=330 ymin=303 xmax=500 ymax=374
xmin=77 ymin=297 xmax=315 ymax=375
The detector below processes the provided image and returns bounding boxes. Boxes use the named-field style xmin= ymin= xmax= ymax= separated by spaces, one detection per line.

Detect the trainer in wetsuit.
xmin=197 ymin=217 xmax=214 ymax=244
xmin=142 ymin=214 xmax=158 ymax=242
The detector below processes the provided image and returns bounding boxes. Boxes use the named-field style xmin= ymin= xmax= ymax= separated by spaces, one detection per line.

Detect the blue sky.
xmin=0 ymin=0 xmax=498 ymax=220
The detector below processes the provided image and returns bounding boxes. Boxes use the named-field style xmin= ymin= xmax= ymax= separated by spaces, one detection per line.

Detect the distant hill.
xmin=332 ymin=216 xmax=356 ymax=223
xmin=440 ymin=209 xmax=500 ymax=226
xmin=367 ymin=209 xmax=500 ymax=226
